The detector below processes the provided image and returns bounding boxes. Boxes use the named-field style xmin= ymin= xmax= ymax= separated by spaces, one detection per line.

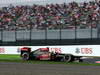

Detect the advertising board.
xmin=0 ymin=45 xmax=100 ymax=57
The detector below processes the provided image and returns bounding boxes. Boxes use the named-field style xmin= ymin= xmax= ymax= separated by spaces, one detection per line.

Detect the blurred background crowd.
xmin=0 ymin=1 xmax=100 ymax=30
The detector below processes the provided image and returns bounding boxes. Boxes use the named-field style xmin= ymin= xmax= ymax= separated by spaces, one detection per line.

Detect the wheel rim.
xmin=65 ymin=55 xmax=71 ymax=62
xmin=22 ymin=53 xmax=29 ymax=60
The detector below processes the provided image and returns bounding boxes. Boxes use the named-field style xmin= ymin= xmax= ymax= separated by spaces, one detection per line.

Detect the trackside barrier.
xmin=0 ymin=45 xmax=100 ymax=57
xmin=0 ymin=0 xmax=95 ymax=7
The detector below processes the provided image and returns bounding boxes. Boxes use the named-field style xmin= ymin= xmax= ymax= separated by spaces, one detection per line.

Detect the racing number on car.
xmin=0 ymin=48 xmax=5 ymax=53
xmin=50 ymin=48 xmax=62 ymax=53
xmin=81 ymin=48 xmax=93 ymax=54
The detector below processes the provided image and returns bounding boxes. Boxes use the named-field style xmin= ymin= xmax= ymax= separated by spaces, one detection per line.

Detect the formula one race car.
xmin=20 ymin=47 xmax=63 ymax=61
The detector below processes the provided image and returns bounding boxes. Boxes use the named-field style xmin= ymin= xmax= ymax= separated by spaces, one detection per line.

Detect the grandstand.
xmin=0 ymin=0 xmax=100 ymax=46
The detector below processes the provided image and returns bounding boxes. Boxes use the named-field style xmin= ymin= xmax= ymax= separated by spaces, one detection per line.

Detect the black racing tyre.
xmin=62 ymin=54 xmax=74 ymax=62
xmin=21 ymin=52 xmax=30 ymax=61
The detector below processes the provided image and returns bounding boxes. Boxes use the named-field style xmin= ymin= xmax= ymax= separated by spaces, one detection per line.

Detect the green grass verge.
xmin=0 ymin=54 xmax=21 ymax=62
xmin=0 ymin=54 xmax=100 ymax=66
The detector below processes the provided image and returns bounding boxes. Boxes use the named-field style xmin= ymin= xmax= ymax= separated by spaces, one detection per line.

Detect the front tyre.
xmin=62 ymin=54 xmax=74 ymax=62
xmin=21 ymin=52 xmax=30 ymax=61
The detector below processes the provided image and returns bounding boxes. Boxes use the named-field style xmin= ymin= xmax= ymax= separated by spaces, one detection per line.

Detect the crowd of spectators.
xmin=0 ymin=1 xmax=100 ymax=30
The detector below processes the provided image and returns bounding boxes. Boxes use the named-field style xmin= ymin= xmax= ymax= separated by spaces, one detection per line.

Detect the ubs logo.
xmin=0 ymin=48 xmax=5 ymax=53
xmin=17 ymin=48 xmax=21 ymax=53
xmin=75 ymin=48 xmax=80 ymax=54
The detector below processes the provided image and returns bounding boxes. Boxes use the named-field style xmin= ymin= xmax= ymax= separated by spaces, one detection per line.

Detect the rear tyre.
xmin=21 ymin=52 xmax=30 ymax=61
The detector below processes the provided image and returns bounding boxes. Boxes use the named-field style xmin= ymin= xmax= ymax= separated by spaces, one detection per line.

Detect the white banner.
xmin=0 ymin=0 xmax=95 ymax=5
xmin=0 ymin=45 xmax=100 ymax=57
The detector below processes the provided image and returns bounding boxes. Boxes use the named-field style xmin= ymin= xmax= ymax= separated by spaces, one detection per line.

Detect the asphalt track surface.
xmin=0 ymin=62 xmax=100 ymax=75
